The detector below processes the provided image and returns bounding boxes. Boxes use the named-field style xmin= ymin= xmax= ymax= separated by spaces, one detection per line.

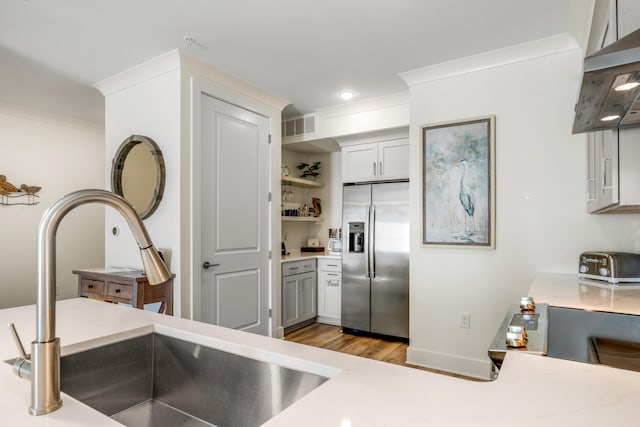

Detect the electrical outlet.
xmin=56 ymin=285 xmax=61 ymax=297
xmin=459 ymin=312 xmax=470 ymax=329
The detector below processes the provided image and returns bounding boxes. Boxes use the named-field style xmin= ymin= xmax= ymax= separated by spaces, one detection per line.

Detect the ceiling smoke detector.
xmin=184 ymin=35 xmax=196 ymax=45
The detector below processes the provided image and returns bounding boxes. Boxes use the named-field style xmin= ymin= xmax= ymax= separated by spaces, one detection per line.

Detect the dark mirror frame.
xmin=111 ymin=134 xmax=165 ymax=220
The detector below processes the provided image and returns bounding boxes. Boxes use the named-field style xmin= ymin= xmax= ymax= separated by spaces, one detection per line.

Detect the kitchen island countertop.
xmin=1 ymin=282 xmax=640 ymax=426
xmin=530 ymin=272 xmax=640 ymax=315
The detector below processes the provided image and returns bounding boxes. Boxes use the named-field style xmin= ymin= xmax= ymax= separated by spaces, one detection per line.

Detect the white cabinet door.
xmin=298 ymin=272 xmax=316 ymax=322
xmin=317 ymin=259 xmax=341 ymax=325
xmin=378 ymin=139 xmax=409 ymax=181
xmin=342 ymin=143 xmax=378 ymax=183
xmin=282 ymin=275 xmax=301 ymax=328
xmin=584 ymin=1 xmax=640 ymax=214
xmin=322 ymin=272 xmax=341 ymax=320
xmin=282 ymin=269 xmax=316 ymax=329
xmin=616 ymin=128 xmax=640 ymax=206
xmin=342 ymin=139 xmax=409 ymax=183
xmin=618 ymin=0 xmax=640 ymax=38
xmin=587 ymin=129 xmax=619 ymax=213
xmin=317 ymin=270 xmax=327 ymax=317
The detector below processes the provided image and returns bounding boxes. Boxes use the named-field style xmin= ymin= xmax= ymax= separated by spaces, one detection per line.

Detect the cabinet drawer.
xmin=317 ymin=258 xmax=341 ymax=272
xmin=81 ymin=279 xmax=105 ymax=295
xmin=106 ymin=282 xmax=133 ymax=300
xmin=282 ymin=259 xmax=316 ymax=276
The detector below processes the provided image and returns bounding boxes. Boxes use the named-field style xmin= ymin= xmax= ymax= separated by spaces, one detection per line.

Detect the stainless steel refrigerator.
xmin=341 ymin=181 xmax=409 ymax=339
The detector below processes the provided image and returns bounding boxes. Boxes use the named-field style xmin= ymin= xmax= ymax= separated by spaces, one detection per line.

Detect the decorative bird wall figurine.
xmin=0 ymin=175 xmax=19 ymax=193
xmin=20 ymin=184 xmax=42 ymax=195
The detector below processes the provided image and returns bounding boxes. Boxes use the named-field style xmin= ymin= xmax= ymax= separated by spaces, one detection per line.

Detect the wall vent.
xmin=282 ymin=114 xmax=317 ymax=138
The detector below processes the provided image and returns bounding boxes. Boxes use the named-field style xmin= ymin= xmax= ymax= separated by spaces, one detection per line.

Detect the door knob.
xmin=203 ymin=261 xmax=220 ymax=270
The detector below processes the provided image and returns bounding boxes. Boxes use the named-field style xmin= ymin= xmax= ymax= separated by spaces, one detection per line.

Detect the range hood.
xmin=573 ymin=28 xmax=640 ymax=134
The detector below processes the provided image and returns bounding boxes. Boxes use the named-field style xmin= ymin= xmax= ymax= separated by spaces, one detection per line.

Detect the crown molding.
xmin=399 ymin=33 xmax=581 ymax=87
xmin=94 ymin=50 xmax=181 ymax=96
xmin=180 ymin=51 xmax=289 ymax=111
xmin=0 ymin=102 xmax=103 ymax=134
xmin=316 ymin=91 xmax=409 ymax=119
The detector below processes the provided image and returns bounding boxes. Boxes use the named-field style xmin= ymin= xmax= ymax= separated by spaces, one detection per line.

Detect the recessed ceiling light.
xmin=614 ymin=82 xmax=640 ymax=91
xmin=601 ymin=114 xmax=620 ymax=122
xmin=338 ymin=90 xmax=355 ymax=101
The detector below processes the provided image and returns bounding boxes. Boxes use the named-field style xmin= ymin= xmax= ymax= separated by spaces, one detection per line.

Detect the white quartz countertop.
xmin=1 ymin=297 xmax=640 ymax=426
xmin=281 ymin=252 xmax=340 ymax=263
xmin=530 ymin=272 xmax=640 ymax=315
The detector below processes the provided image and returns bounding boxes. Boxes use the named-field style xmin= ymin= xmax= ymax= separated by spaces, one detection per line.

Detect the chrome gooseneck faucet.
xmin=10 ymin=189 xmax=172 ymax=415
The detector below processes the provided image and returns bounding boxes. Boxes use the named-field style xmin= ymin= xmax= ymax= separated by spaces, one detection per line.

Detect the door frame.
xmin=190 ymin=77 xmax=281 ymax=337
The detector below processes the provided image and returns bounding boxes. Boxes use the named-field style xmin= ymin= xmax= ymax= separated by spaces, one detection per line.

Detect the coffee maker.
xmin=328 ymin=227 xmax=342 ymax=256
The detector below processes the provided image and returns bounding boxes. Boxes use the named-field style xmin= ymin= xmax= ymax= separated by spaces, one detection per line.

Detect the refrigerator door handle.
xmin=364 ymin=205 xmax=371 ymax=278
xmin=369 ymin=204 xmax=376 ymax=278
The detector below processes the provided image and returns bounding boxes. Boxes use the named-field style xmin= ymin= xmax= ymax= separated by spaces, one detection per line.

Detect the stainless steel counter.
xmin=488 ymin=303 xmax=548 ymax=378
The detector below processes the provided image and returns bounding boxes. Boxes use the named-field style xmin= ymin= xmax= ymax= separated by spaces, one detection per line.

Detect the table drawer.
xmin=80 ymin=279 xmax=105 ymax=295
xmin=317 ymin=258 xmax=341 ymax=272
xmin=106 ymin=282 xmax=133 ymax=300
xmin=283 ymin=259 xmax=316 ymax=276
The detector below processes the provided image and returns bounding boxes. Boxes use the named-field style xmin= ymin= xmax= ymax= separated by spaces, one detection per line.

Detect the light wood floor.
xmin=285 ymin=322 xmax=482 ymax=381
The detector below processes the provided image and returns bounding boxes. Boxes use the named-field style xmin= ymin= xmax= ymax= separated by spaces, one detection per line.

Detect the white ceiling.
xmin=0 ymin=0 xmax=583 ymax=124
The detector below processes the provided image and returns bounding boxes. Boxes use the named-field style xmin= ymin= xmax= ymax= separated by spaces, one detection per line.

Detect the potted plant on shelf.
xmin=297 ymin=161 xmax=321 ymax=180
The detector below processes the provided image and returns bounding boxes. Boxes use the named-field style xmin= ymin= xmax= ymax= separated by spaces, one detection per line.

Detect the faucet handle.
xmin=8 ymin=323 xmax=29 ymax=360
xmin=8 ymin=323 xmax=31 ymax=380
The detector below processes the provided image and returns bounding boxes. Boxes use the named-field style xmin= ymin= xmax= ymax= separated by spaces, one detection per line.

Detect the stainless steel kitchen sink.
xmin=58 ymin=333 xmax=329 ymax=427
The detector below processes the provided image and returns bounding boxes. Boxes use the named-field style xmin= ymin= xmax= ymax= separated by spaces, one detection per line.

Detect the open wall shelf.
xmin=281 ymin=216 xmax=322 ymax=223
xmin=1 ymin=192 xmax=39 ymax=206
xmin=281 ymin=176 xmax=323 ymax=188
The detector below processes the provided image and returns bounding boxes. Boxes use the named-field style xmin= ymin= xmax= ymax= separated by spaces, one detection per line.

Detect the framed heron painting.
xmin=421 ymin=116 xmax=496 ymax=248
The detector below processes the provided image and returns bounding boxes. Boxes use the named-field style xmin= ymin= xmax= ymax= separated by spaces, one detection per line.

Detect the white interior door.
xmin=200 ymin=93 xmax=270 ymax=335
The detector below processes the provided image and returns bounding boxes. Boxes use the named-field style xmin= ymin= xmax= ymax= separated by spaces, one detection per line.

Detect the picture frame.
xmin=421 ymin=115 xmax=496 ymax=248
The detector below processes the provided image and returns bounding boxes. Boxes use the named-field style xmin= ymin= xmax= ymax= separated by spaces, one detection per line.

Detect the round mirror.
xmin=111 ymin=135 xmax=165 ymax=219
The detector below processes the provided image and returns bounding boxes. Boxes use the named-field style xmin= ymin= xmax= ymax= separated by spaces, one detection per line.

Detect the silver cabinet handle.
xmin=203 ymin=261 xmax=220 ymax=270
xmin=379 ymin=161 xmax=383 ymax=176
xmin=373 ymin=162 xmax=376 ymax=176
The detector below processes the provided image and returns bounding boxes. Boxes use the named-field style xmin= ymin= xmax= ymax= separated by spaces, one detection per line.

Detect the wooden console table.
xmin=73 ymin=268 xmax=173 ymax=315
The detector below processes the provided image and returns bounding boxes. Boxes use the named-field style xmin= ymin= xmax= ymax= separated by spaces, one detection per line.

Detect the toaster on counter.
xmin=578 ymin=252 xmax=640 ymax=284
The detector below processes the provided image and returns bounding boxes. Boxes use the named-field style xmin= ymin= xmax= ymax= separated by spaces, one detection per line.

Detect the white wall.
xmin=404 ymin=42 xmax=640 ymax=379
xmin=99 ymin=68 xmax=182 ymax=314
xmin=97 ymin=50 xmax=288 ymax=326
xmin=0 ymin=104 xmax=105 ymax=308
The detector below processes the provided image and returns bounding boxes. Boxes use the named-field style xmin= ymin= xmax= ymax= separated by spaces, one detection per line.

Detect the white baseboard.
xmin=275 ymin=326 xmax=285 ymax=339
xmin=406 ymin=346 xmax=492 ymax=381
xmin=316 ymin=316 xmax=341 ymax=326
